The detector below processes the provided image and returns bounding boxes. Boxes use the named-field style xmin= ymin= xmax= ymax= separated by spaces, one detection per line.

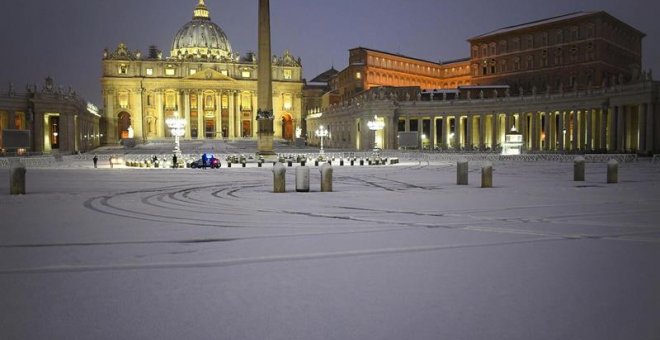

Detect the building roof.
xmin=469 ymin=11 xmax=645 ymax=41
xmin=350 ymin=47 xmax=469 ymax=67
xmin=309 ymin=67 xmax=339 ymax=84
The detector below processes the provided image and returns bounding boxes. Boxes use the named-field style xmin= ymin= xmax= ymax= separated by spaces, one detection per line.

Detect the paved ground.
xmin=1 ymin=152 xmax=659 ymax=339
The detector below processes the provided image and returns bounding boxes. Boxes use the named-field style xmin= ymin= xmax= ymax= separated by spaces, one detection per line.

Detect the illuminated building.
xmin=101 ymin=0 xmax=303 ymax=145
xmin=0 ymin=77 xmax=101 ymax=155
xmin=307 ymin=11 xmax=659 ymax=154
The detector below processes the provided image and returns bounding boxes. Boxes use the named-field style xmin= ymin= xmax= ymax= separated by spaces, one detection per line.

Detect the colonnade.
xmin=397 ymin=102 xmax=655 ymax=153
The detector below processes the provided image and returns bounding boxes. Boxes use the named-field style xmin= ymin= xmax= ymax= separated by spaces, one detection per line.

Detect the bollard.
xmin=287 ymin=160 xmax=292 ymax=167
xmin=314 ymin=160 xmax=319 ymax=167
xmin=320 ymin=163 xmax=333 ymax=192
xmin=242 ymin=162 xmax=246 ymax=168
xmin=272 ymin=163 xmax=286 ymax=193
xmin=574 ymin=156 xmax=585 ymax=181
xmin=228 ymin=162 xmax=232 ymax=168
xmin=360 ymin=159 xmax=364 ymax=166
xmin=607 ymin=159 xmax=618 ymax=184
xmin=481 ymin=162 xmax=493 ymax=188
xmin=295 ymin=166 xmax=310 ymax=192
xmin=301 ymin=160 xmax=306 ymax=167
xmin=457 ymin=160 xmax=468 ymax=185
xmin=350 ymin=159 xmax=354 ymax=166
xmin=10 ymin=160 xmax=26 ymax=195
xmin=258 ymin=161 xmax=263 ymax=168
xmin=340 ymin=159 xmax=344 ymax=166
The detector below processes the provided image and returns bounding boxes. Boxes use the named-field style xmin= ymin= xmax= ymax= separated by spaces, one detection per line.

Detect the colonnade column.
xmin=478 ymin=114 xmax=485 ymax=150
xmin=617 ymin=105 xmax=625 ymax=152
xmin=638 ymin=103 xmax=646 ymax=152
xmin=429 ymin=117 xmax=436 ymax=149
xmin=466 ymin=115 xmax=473 ymax=149
xmin=543 ymin=111 xmax=550 ymax=151
xmin=492 ymin=113 xmax=499 ymax=149
xmin=444 ymin=115 xmax=451 ymax=148
xmin=585 ymin=108 xmax=593 ymax=151
xmin=183 ymin=91 xmax=191 ymax=139
xmin=645 ymin=103 xmax=654 ymax=153
xmin=216 ymin=92 xmax=222 ymax=139
xmin=558 ymin=111 xmax=565 ymax=151
xmin=234 ymin=92 xmax=241 ymax=137
xmin=252 ymin=92 xmax=258 ymax=137
xmin=598 ymin=108 xmax=607 ymax=151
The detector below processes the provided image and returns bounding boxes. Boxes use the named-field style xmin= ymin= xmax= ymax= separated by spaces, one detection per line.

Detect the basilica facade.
xmin=101 ymin=0 xmax=303 ymax=145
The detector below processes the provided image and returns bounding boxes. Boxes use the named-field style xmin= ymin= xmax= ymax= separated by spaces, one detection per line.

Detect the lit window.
xmin=283 ymin=69 xmax=292 ymax=80
xmin=118 ymin=64 xmax=128 ymax=75
xmin=283 ymin=93 xmax=292 ymax=110
xmin=355 ymin=72 xmax=362 ymax=80
xmin=242 ymin=71 xmax=251 ymax=78
xmin=146 ymin=68 xmax=153 ymax=76
xmin=221 ymin=70 xmax=228 ymax=76
xmin=165 ymin=68 xmax=175 ymax=76
xmin=189 ymin=69 xmax=197 ymax=75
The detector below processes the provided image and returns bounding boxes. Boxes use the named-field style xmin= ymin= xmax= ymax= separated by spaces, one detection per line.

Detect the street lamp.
xmin=367 ymin=115 xmax=385 ymax=151
xmin=315 ymin=125 xmax=328 ymax=155
xmin=166 ymin=112 xmax=186 ymax=157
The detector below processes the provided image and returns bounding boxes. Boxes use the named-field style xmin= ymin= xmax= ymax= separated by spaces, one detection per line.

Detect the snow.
xmin=1 ymin=154 xmax=659 ymax=339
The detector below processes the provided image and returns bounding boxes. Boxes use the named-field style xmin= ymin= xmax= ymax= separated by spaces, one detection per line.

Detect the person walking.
xmin=172 ymin=154 xmax=178 ymax=169
xmin=109 ymin=156 xmax=113 ymax=169
xmin=93 ymin=155 xmax=98 ymax=168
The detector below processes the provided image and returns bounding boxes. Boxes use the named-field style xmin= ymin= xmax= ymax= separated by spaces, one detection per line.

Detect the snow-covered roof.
xmin=469 ymin=12 xmax=596 ymax=40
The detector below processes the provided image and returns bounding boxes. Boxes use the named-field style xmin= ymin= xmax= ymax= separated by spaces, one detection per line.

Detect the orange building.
xmin=331 ymin=47 xmax=471 ymax=101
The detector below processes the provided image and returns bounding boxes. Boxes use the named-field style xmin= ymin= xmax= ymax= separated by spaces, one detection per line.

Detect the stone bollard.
xmin=457 ymin=160 xmax=468 ymax=185
xmin=228 ymin=162 xmax=232 ymax=168
xmin=320 ymin=163 xmax=333 ymax=192
xmin=10 ymin=159 xmax=26 ymax=195
xmin=574 ymin=156 xmax=585 ymax=181
xmin=350 ymin=159 xmax=354 ymax=166
xmin=287 ymin=160 xmax=292 ymax=167
xmin=272 ymin=163 xmax=286 ymax=193
xmin=301 ymin=160 xmax=306 ymax=167
xmin=481 ymin=162 xmax=493 ymax=188
xmin=258 ymin=161 xmax=263 ymax=168
xmin=314 ymin=160 xmax=319 ymax=167
xmin=242 ymin=162 xmax=246 ymax=168
xmin=607 ymin=159 xmax=618 ymax=184
xmin=295 ymin=166 xmax=310 ymax=192
xmin=340 ymin=159 xmax=344 ymax=166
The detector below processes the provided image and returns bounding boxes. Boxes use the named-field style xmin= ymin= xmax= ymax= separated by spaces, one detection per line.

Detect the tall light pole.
xmin=166 ymin=112 xmax=186 ymax=157
xmin=315 ymin=125 xmax=328 ymax=155
xmin=367 ymin=115 xmax=385 ymax=151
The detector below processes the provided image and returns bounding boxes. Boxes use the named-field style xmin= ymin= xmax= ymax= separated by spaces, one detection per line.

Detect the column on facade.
xmin=216 ymin=92 xmax=222 ymax=139
xmin=105 ymin=91 xmax=116 ymax=144
xmin=197 ymin=91 xmax=205 ymax=140
xmin=234 ymin=91 xmax=241 ymax=137
xmin=227 ymin=90 xmax=235 ymax=138
xmin=157 ymin=91 xmax=165 ymax=138
xmin=530 ymin=112 xmax=538 ymax=151
xmin=183 ymin=91 xmax=191 ymax=139
xmin=252 ymin=92 xmax=258 ymax=137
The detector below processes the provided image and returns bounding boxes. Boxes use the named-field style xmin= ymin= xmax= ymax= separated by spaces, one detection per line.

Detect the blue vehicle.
xmin=190 ymin=154 xmax=220 ymax=169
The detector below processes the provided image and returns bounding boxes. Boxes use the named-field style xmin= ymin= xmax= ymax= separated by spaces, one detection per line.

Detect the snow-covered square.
xmin=1 ymin=152 xmax=659 ymax=339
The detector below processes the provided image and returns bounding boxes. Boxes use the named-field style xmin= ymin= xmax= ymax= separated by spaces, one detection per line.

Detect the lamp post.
xmin=315 ymin=125 xmax=328 ymax=155
xmin=166 ymin=112 xmax=186 ymax=157
xmin=367 ymin=115 xmax=385 ymax=151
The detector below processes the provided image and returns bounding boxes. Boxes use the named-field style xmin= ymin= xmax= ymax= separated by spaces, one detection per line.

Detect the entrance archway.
xmin=281 ymin=113 xmax=293 ymax=140
xmin=118 ymin=112 xmax=131 ymax=139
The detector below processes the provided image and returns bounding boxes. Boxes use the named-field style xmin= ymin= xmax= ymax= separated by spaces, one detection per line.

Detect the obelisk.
xmin=256 ymin=0 xmax=275 ymax=155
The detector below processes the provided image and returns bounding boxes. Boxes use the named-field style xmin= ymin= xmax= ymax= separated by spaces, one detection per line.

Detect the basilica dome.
xmin=170 ymin=0 xmax=233 ymax=60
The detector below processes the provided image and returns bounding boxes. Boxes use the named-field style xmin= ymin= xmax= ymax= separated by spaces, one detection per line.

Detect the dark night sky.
xmin=1 ymin=0 xmax=658 ymax=105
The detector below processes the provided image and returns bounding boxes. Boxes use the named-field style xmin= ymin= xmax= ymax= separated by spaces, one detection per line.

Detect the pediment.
xmin=185 ymin=68 xmax=235 ymax=81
